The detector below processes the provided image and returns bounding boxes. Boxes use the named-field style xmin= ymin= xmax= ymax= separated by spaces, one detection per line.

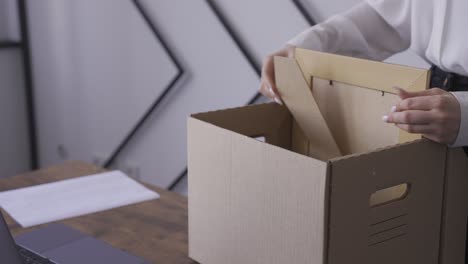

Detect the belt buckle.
xmin=443 ymin=74 xmax=454 ymax=90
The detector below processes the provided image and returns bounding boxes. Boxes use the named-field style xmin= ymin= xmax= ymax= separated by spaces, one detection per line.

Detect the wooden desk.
xmin=0 ymin=161 xmax=196 ymax=264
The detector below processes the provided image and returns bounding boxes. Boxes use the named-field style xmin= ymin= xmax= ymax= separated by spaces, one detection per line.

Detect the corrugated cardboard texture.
xmin=327 ymin=140 xmax=446 ymax=264
xmin=439 ymin=148 xmax=468 ymax=263
xmin=188 ymin=115 xmax=328 ymax=264
xmin=274 ymin=57 xmax=341 ymax=160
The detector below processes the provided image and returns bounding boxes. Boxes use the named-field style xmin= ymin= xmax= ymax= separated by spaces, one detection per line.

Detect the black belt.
xmin=430 ymin=65 xmax=468 ymax=92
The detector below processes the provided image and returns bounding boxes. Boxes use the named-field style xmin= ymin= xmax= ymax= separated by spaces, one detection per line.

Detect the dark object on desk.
xmin=16 ymin=245 xmax=54 ymax=264
xmin=1 ymin=211 xmax=53 ymax=264
xmin=1 ymin=212 xmax=149 ymax=264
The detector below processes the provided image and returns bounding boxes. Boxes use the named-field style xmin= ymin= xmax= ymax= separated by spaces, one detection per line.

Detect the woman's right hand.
xmin=259 ymin=45 xmax=296 ymax=104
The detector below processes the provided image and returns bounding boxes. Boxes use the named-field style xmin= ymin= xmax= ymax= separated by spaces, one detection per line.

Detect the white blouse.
xmin=287 ymin=0 xmax=468 ymax=147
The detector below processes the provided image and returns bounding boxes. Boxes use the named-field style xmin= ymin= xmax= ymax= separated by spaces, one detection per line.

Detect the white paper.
xmin=0 ymin=171 xmax=160 ymax=227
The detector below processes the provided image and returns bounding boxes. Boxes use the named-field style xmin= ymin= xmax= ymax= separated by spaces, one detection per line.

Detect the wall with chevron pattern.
xmin=1 ymin=0 xmax=429 ymax=192
xmin=0 ymin=0 xmax=30 ymax=178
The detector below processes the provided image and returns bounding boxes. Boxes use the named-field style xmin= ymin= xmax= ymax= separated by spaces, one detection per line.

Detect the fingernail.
xmin=391 ymin=106 xmax=397 ymax=112
xmin=274 ymin=97 xmax=283 ymax=105
xmin=382 ymin=115 xmax=389 ymax=122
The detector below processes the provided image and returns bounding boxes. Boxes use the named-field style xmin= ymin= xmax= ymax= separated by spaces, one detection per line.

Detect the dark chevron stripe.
xmin=0 ymin=41 xmax=22 ymax=49
xmin=169 ymin=0 xmax=265 ymax=191
xmin=103 ymin=0 xmax=185 ymax=168
xmin=205 ymin=0 xmax=263 ymax=105
xmin=292 ymin=0 xmax=317 ymax=26
xmin=205 ymin=0 xmax=261 ymax=76
xmin=168 ymin=0 xmax=319 ymax=191
xmin=18 ymin=0 xmax=39 ymax=169
xmin=168 ymin=167 xmax=187 ymax=191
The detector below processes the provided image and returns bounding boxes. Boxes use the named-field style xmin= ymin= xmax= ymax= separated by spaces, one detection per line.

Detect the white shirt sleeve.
xmin=287 ymin=1 xmax=410 ymax=61
xmin=449 ymin=92 xmax=468 ymax=147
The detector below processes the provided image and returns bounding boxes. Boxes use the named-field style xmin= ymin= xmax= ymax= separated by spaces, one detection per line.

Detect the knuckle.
xmin=432 ymin=88 xmax=445 ymax=95
xmin=435 ymin=128 xmax=446 ymax=139
xmin=434 ymin=96 xmax=446 ymax=108
xmin=259 ymin=83 xmax=271 ymax=97
xmin=437 ymin=112 xmax=450 ymax=124
xmin=437 ymin=88 xmax=447 ymax=94
xmin=263 ymin=54 xmax=274 ymax=65
xmin=404 ymin=98 xmax=415 ymax=109
xmin=402 ymin=112 xmax=412 ymax=123
xmin=259 ymin=83 xmax=265 ymax=92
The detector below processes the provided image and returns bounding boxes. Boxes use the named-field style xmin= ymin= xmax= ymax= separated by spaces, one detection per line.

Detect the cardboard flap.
xmin=294 ymin=48 xmax=430 ymax=94
xmin=294 ymin=49 xmax=427 ymax=144
xmin=274 ymin=56 xmax=342 ymax=160
xmin=192 ymin=103 xmax=292 ymax=149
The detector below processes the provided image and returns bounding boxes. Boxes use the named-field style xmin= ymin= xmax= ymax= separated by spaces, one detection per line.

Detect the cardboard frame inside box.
xmin=188 ymin=49 xmax=468 ymax=264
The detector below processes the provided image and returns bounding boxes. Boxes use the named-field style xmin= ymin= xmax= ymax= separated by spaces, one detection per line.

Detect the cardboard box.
xmin=188 ymin=49 xmax=468 ymax=264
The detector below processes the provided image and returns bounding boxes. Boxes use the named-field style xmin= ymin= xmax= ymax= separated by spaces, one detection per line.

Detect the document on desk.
xmin=0 ymin=171 xmax=160 ymax=228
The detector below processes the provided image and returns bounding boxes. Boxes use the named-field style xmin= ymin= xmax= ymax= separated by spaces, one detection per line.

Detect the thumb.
xmin=393 ymin=86 xmax=444 ymax=99
xmin=393 ymin=86 xmax=412 ymax=99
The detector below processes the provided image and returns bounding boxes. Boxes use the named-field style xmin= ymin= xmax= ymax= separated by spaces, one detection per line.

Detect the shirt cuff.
xmin=286 ymin=27 xmax=324 ymax=51
xmin=449 ymin=92 xmax=468 ymax=147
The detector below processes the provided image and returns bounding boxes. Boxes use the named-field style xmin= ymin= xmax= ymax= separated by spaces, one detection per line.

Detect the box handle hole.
xmin=370 ymin=183 xmax=410 ymax=207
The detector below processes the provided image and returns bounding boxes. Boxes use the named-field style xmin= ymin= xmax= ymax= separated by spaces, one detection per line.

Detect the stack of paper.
xmin=0 ymin=171 xmax=160 ymax=227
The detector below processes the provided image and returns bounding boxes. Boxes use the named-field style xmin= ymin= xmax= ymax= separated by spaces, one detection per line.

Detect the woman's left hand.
xmin=383 ymin=87 xmax=461 ymax=145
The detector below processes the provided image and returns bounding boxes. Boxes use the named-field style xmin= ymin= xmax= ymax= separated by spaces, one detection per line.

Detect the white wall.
xmin=0 ymin=50 xmax=30 ymax=178
xmin=28 ymin=0 xmax=179 ymax=167
xmin=0 ymin=0 xmax=30 ymax=178
xmin=0 ymin=0 xmax=20 ymax=41
xmin=28 ymin=0 xmax=430 ymax=194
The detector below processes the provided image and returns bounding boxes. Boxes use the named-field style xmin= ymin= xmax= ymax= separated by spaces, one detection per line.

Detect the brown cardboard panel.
xmin=274 ymin=56 xmax=341 ymax=160
xmin=439 ymin=148 xmax=468 ymax=264
xmin=188 ymin=118 xmax=235 ymax=264
xmin=192 ymin=103 xmax=292 ymax=149
xmin=368 ymin=223 xmax=408 ymax=246
xmin=294 ymin=48 xmax=430 ymax=94
xmin=312 ymin=78 xmax=402 ymax=155
xmin=368 ymin=212 xmax=408 ymax=235
xmin=291 ymin=120 xmax=309 ymax=156
xmin=327 ymin=140 xmax=446 ymax=264
xmin=188 ymin=117 xmax=328 ymax=264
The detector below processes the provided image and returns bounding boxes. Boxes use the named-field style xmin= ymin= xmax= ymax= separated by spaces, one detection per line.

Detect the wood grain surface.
xmin=0 ymin=161 xmax=196 ymax=264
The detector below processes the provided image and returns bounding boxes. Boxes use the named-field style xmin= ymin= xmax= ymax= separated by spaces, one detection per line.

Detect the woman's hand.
xmin=259 ymin=45 xmax=296 ymax=104
xmin=383 ymin=87 xmax=461 ymax=145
